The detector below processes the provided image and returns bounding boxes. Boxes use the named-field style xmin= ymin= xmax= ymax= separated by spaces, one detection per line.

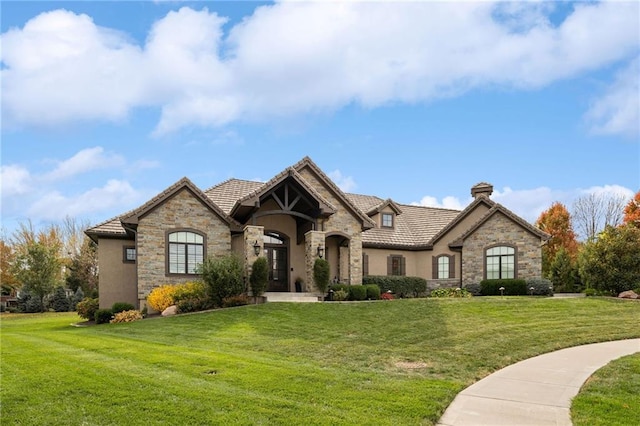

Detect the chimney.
xmin=471 ymin=182 xmax=493 ymax=199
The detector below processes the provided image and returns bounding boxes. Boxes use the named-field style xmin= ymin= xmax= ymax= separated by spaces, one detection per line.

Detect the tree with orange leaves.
xmin=622 ymin=190 xmax=640 ymax=228
xmin=536 ymin=202 xmax=579 ymax=280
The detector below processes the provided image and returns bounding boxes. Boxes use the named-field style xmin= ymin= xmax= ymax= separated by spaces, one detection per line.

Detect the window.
xmin=486 ymin=246 xmax=515 ymax=279
xmin=438 ymin=256 xmax=449 ymax=279
xmin=381 ymin=213 xmax=394 ymax=228
xmin=167 ymin=231 xmax=204 ymax=275
xmin=387 ymin=255 xmax=405 ymax=276
xmin=432 ymin=254 xmax=455 ymax=279
xmin=123 ymin=246 xmax=136 ymax=263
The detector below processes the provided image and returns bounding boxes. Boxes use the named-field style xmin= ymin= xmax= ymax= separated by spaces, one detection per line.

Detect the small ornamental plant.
xmin=381 ymin=291 xmax=394 ymax=300
xmin=111 ymin=310 xmax=143 ymax=323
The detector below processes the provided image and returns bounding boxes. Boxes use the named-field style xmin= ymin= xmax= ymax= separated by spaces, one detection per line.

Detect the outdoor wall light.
xmin=317 ymin=245 xmax=324 ymax=258
xmin=253 ymin=240 xmax=261 ymax=256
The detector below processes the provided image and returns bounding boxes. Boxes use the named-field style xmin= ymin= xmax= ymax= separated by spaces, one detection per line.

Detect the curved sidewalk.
xmin=437 ymin=338 xmax=640 ymax=426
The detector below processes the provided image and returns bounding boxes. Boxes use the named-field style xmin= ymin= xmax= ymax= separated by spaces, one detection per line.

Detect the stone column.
xmin=244 ymin=225 xmax=265 ymax=285
xmin=305 ymin=230 xmax=325 ymax=292
xmin=349 ymin=233 xmax=363 ymax=285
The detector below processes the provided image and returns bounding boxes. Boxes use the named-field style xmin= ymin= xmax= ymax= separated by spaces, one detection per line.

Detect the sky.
xmin=1 ymin=0 xmax=639 ymax=239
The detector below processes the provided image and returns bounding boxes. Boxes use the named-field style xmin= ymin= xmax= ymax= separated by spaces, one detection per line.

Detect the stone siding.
xmin=298 ymin=167 xmax=364 ymax=284
xmin=427 ymin=279 xmax=461 ymax=292
xmin=137 ymin=188 xmax=231 ymax=303
xmin=462 ymin=212 xmax=543 ymax=285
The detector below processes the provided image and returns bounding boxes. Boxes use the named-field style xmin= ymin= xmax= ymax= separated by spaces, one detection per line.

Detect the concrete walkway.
xmin=437 ymin=338 xmax=640 ymax=426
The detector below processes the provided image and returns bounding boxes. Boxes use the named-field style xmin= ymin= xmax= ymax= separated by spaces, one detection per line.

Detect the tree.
xmin=578 ymin=224 xmax=640 ymax=295
xmin=313 ymin=258 xmax=330 ymax=298
xmin=50 ymin=286 xmax=70 ymax=312
xmin=199 ymin=254 xmax=245 ymax=307
xmin=536 ymin=202 xmax=578 ymax=277
xmin=12 ymin=242 xmax=62 ymax=311
xmin=549 ymin=247 xmax=577 ymax=293
xmin=0 ymin=239 xmax=19 ymax=295
xmin=66 ymin=237 xmax=98 ymax=297
xmin=623 ymin=191 xmax=640 ymax=228
xmin=249 ymin=257 xmax=269 ymax=302
xmin=572 ymin=193 xmax=627 ymax=240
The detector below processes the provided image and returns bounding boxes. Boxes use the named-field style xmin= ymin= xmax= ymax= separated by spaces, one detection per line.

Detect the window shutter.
xmin=449 ymin=255 xmax=455 ymax=279
xmin=363 ymin=253 xmax=369 ymax=277
xmin=400 ymin=256 xmax=406 ymax=276
xmin=387 ymin=256 xmax=392 ymax=276
xmin=432 ymin=256 xmax=438 ymax=279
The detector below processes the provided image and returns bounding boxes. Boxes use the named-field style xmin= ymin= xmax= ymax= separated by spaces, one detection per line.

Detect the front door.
xmin=265 ymin=246 xmax=288 ymax=292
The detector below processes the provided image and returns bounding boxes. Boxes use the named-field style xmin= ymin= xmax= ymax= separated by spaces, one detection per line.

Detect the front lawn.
xmin=1 ymin=297 xmax=638 ymax=425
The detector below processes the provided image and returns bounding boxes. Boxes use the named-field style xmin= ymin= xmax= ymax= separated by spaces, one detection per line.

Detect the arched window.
xmin=485 ymin=246 xmax=515 ymax=279
xmin=167 ymin=230 xmax=204 ymax=275
xmin=438 ymin=256 xmax=449 ymax=279
xmin=432 ymin=254 xmax=455 ymax=279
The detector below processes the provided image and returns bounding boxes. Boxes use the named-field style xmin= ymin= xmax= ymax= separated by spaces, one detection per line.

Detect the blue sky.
xmin=1 ymin=1 xmax=639 ymax=238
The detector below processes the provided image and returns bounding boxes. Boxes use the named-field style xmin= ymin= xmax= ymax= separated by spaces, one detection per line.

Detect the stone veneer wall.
xmin=305 ymin=230 xmax=325 ymax=292
xmin=462 ymin=212 xmax=542 ymax=286
xmin=298 ymin=168 xmax=364 ymax=285
xmin=137 ymin=188 xmax=231 ymax=305
xmin=426 ymin=279 xmax=461 ymax=292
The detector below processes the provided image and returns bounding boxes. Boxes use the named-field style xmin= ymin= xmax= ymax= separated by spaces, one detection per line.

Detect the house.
xmin=85 ymin=156 xmax=549 ymax=309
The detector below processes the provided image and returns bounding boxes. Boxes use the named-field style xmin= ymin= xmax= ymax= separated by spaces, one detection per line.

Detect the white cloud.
xmin=414 ymin=184 xmax=635 ymax=225
xmin=26 ymin=179 xmax=141 ymax=221
xmin=328 ymin=169 xmax=357 ymax=193
xmin=44 ymin=147 xmax=125 ymax=181
xmin=1 ymin=2 xmax=638 ymax=133
xmin=0 ymin=165 xmax=32 ymax=196
xmin=585 ymin=58 xmax=640 ymax=138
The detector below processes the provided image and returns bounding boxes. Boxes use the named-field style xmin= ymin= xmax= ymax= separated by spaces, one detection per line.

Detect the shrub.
xmin=200 ymin=255 xmax=245 ymax=307
xmin=76 ymin=298 xmax=99 ymax=320
xmin=177 ymin=297 xmax=213 ymax=314
xmin=110 ymin=310 xmax=143 ymax=323
xmin=71 ymin=287 xmax=84 ymax=310
xmin=111 ymin=302 xmax=135 ymax=314
xmin=480 ymin=279 xmax=527 ymax=296
xmin=363 ymin=276 xmax=427 ymax=298
xmin=348 ymin=285 xmax=367 ymax=301
xmin=173 ymin=281 xmax=207 ymax=303
xmin=329 ymin=284 xmax=349 ymax=293
xmin=94 ymin=308 xmax=113 ymax=324
xmin=430 ymin=287 xmax=472 ymax=298
xmin=249 ymin=257 xmax=269 ymax=299
xmin=333 ymin=289 xmax=349 ymax=301
xmin=313 ymin=258 xmax=330 ymax=296
xmin=584 ymin=287 xmax=597 ymax=297
xmin=50 ymin=286 xmax=70 ymax=312
xmin=365 ymin=284 xmax=380 ymax=300
xmin=526 ymin=278 xmax=554 ymax=296
xmin=381 ymin=291 xmax=394 ymax=300
xmin=222 ymin=294 xmax=249 ymax=308
xmin=464 ymin=283 xmax=482 ymax=296
xmin=147 ymin=284 xmax=179 ymax=312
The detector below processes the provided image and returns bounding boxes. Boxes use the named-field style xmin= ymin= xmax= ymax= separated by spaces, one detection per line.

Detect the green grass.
xmin=572 ymin=353 xmax=640 ymax=426
xmin=1 ymin=297 xmax=639 ymax=425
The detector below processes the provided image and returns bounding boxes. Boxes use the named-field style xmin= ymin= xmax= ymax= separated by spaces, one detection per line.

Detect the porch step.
xmin=264 ymin=292 xmax=320 ymax=303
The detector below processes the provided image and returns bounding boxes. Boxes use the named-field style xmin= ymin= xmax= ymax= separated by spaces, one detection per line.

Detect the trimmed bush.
xmin=430 ymin=288 xmax=472 ymax=298
xmin=147 ymin=284 xmax=178 ymax=312
xmin=348 ymin=285 xmax=367 ymax=301
xmin=329 ymin=284 xmax=349 ymax=293
xmin=111 ymin=302 xmax=135 ymax=314
xmin=363 ymin=276 xmax=427 ymax=298
xmin=177 ymin=297 xmax=212 ymax=314
xmin=313 ymin=258 xmax=330 ymax=296
xmin=200 ymin=255 xmax=245 ymax=307
xmin=480 ymin=279 xmax=527 ymax=296
xmin=464 ymin=283 xmax=481 ymax=296
xmin=110 ymin=310 xmax=143 ymax=323
xmin=76 ymin=298 xmax=99 ymax=320
xmin=249 ymin=257 xmax=269 ymax=299
xmin=526 ymin=278 xmax=554 ymax=296
xmin=222 ymin=294 xmax=249 ymax=308
xmin=333 ymin=289 xmax=349 ymax=301
xmin=94 ymin=308 xmax=113 ymax=325
xmin=173 ymin=281 xmax=207 ymax=303
xmin=584 ymin=287 xmax=597 ymax=297
xmin=365 ymin=284 xmax=380 ymax=300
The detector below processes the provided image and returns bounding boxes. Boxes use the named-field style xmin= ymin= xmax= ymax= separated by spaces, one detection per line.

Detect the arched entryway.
xmin=325 ymin=232 xmax=351 ymax=284
xmin=263 ymin=231 xmax=289 ymax=292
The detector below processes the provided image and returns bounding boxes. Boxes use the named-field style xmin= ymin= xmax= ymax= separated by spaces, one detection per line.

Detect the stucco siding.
xmin=97 ymin=238 xmax=137 ymax=309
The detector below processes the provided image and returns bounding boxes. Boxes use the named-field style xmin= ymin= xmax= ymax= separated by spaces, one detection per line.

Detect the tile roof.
xmin=85 ymin=216 xmax=130 ymax=240
xmin=204 ymin=179 xmax=264 ymax=215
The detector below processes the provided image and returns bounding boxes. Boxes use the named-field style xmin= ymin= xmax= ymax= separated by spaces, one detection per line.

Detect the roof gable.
xmin=293 ymin=156 xmax=375 ymax=230
xmin=428 ymin=196 xmax=495 ymax=246
xmin=121 ymin=177 xmax=241 ymax=230
xmin=366 ymin=198 xmax=403 ymax=216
